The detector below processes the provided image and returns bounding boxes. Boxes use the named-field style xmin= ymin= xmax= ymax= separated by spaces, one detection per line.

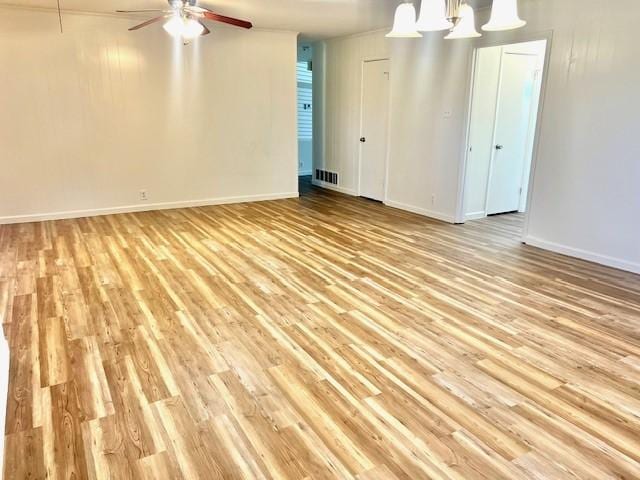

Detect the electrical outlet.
xmin=140 ymin=190 xmax=148 ymax=201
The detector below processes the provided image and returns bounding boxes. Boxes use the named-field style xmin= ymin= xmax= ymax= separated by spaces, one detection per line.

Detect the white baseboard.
xmin=311 ymin=179 xmax=357 ymax=196
xmin=524 ymin=235 xmax=640 ymax=275
xmin=0 ymin=192 xmax=299 ymax=225
xmin=384 ymin=200 xmax=456 ymax=224
xmin=298 ymin=170 xmax=312 ymax=177
xmin=465 ymin=211 xmax=487 ymax=221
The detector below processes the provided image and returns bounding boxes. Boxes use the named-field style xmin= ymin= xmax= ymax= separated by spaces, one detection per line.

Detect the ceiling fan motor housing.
xmin=170 ymin=0 xmax=196 ymax=9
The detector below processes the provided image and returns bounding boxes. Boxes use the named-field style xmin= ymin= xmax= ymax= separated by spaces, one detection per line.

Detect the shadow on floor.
xmin=298 ymin=175 xmax=313 ymax=196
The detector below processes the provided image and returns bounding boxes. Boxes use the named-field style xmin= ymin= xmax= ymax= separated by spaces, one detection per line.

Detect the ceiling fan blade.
xmin=128 ymin=15 xmax=171 ymax=31
xmin=186 ymin=6 xmax=206 ymax=12
xmin=117 ymin=9 xmax=167 ymax=13
xmin=201 ymin=11 xmax=252 ymax=29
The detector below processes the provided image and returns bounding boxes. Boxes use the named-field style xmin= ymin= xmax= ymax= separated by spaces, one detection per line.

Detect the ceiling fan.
xmin=117 ymin=0 xmax=252 ymax=43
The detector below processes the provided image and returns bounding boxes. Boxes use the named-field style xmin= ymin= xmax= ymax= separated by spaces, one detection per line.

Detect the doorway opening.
xmin=461 ymin=39 xmax=547 ymax=234
xmin=297 ymin=44 xmax=313 ymax=187
xmin=358 ymin=58 xmax=390 ymax=202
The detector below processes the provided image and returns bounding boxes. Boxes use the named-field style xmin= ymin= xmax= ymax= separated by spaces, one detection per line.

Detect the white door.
xmin=359 ymin=59 xmax=390 ymax=201
xmin=486 ymin=52 xmax=538 ymax=215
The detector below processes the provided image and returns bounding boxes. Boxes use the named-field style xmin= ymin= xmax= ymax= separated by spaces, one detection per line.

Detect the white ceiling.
xmin=0 ymin=0 xmax=493 ymax=40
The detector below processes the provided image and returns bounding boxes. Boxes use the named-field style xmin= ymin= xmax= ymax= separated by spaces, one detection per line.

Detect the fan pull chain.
xmin=56 ymin=0 xmax=63 ymax=33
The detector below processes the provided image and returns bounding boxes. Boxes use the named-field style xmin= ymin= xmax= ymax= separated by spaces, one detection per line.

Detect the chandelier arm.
xmin=445 ymin=0 xmax=463 ymax=26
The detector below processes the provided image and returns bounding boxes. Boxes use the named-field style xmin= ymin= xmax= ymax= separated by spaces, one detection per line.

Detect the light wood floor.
xmin=1 ymin=184 xmax=640 ymax=479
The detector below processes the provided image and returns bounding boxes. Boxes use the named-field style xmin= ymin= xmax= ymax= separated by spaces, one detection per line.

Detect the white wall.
xmin=312 ymin=43 xmax=326 ymax=184
xmin=518 ymin=1 xmax=640 ymax=273
xmin=312 ymin=28 xmax=471 ymax=220
xmin=298 ymin=139 xmax=313 ymax=175
xmin=386 ymin=34 xmax=476 ymax=222
xmin=0 ymin=6 xmax=299 ymax=223
xmin=312 ymin=30 xmax=390 ymax=194
xmin=313 ymin=0 xmax=640 ymax=273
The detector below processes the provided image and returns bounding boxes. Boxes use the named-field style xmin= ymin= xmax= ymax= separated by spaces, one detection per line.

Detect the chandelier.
xmin=387 ymin=0 xmax=526 ymax=39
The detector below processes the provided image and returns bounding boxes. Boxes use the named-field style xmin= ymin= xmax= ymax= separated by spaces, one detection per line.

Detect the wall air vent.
xmin=315 ymin=169 xmax=338 ymax=185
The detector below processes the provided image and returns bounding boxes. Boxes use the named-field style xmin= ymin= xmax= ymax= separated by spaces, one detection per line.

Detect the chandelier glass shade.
xmin=482 ymin=0 xmax=526 ymax=31
xmin=388 ymin=0 xmax=526 ymax=40
xmin=416 ymin=0 xmax=453 ymax=32
xmin=445 ymin=4 xmax=481 ymax=39
xmin=386 ymin=3 xmax=423 ymax=38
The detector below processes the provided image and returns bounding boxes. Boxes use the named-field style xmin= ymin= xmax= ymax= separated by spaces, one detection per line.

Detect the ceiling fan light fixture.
xmin=386 ymin=3 xmax=422 ymax=38
xmin=444 ymin=4 xmax=481 ymax=39
xmin=183 ymin=18 xmax=205 ymax=39
xmin=482 ymin=0 xmax=526 ymax=31
xmin=163 ymin=15 xmax=204 ymax=39
xmin=163 ymin=16 xmax=184 ymax=38
xmin=416 ymin=0 xmax=453 ymax=32
xmin=120 ymin=1 xmax=251 ymax=40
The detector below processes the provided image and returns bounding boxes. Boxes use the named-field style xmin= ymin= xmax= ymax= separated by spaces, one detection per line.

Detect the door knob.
xmin=495 ymin=144 xmax=504 ymax=150
xmin=360 ymin=137 xmax=366 ymax=143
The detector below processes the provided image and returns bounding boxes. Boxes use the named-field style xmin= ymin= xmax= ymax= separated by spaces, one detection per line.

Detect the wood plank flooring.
xmin=1 ymin=185 xmax=640 ymax=479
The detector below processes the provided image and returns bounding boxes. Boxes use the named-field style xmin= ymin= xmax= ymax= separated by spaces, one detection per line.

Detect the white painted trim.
xmin=385 ymin=200 xmax=456 ymax=224
xmin=312 ymin=179 xmax=357 ymax=196
xmin=524 ymin=236 xmax=640 ymax=275
xmin=521 ymin=35 xmax=554 ymax=241
xmin=0 ymin=192 xmax=299 ymax=225
xmin=465 ymin=211 xmax=487 ymax=221
xmin=0 ymin=333 xmax=8 ymax=476
xmin=298 ymin=170 xmax=313 ymax=176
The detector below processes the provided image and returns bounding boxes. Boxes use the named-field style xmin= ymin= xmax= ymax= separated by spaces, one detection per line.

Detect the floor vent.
xmin=315 ymin=169 xmax=338 ymax=185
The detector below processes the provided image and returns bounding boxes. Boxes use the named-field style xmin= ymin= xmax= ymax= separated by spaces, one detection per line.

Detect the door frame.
xmin=454 ymin=30 xmax=554 ymax=243
xmin=357 ymin=57 xmax=392 ymax=201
